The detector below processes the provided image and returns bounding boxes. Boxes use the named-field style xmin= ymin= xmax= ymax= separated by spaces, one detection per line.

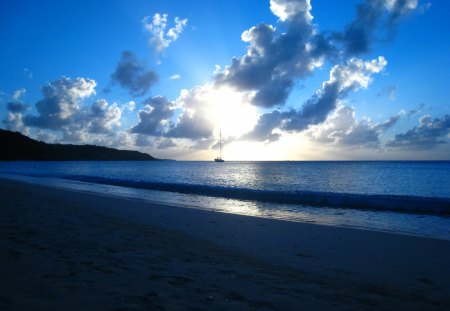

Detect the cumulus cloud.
xmin=3 ymin=112 xmax=29 ymax=135
xmin=130 ymin=96 xmax=174 ymax=136
xmin=386 ymin=114 xmax=450 ymax=149
xmin=167 ymin=87 xmax=216 ymax=140
xmin=20 ymin=77 xmax=125 ymax=143
xmin=142 ymin=13 xmax=188 ymax=53
xmin=270 ymin=0 xmax=313 ymax=22
xmin=25 ymin=77 xmax=96 ymax=130
xmin=213 ymin=0 xmax=417 ymax=109
xmin=307 ymin=105 xmax=401 ymax=148
xmin=214 ymin=12 xmax=318 ymax=107
xmin=242 ymin=56 xmax=387 ymax=141
xmin=110 ymin=51 xmax=159 ymax=97
xmin=88 ymin=99 xmax=122 ymax=134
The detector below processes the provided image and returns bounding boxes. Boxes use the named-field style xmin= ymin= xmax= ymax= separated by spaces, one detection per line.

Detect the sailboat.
xmin=214 ymin=129 xmax=225 ymax=162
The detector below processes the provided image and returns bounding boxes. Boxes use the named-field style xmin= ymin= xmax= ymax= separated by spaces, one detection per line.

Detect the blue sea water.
xmin=1 ymin=161 xmax=449 ymax=240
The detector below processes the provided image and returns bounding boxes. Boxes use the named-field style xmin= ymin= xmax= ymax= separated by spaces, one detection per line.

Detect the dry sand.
xmin=1 ymin=178 xmax=449 ymax=310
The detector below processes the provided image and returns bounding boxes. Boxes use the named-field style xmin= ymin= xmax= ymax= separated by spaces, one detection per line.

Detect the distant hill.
xmin=0 ymin=129 xmax=158 ymax=161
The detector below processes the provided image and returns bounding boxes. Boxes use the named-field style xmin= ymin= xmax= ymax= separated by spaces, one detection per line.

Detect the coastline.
xmin=1 ymin=178 xmax=450 ymax=310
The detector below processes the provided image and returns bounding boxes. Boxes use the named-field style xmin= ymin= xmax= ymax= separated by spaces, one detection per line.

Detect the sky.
xmin=1 ymin=0 xmax=449 ymax=160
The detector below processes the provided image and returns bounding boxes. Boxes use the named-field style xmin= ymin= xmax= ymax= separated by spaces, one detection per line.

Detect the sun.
xmin=205 ymin=86 xmax=258 ymax=138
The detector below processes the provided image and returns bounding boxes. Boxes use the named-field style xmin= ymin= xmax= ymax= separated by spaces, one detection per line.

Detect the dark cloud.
xmin=386 ymin=115 xmax=450 ymax=149
xmin=213 ymin=0 xmax=417 ymax=110
xmin=135 ymin=134 xmax=153 ymax=147
xmin=214 ymin=10 xmax=318 ymax=108
xmin=130 ymin=96 xmax=173 ymax=136
xmin=157 ymin=139 xmax=177 ymax=149
xmin=241 ymin=110 xmax=283 ymax=142
xmin=110 ymin=51 xmax=159 ymax=97
xmin=7 ymin=101 xmax=28 ymax=113
xmin=167 ymin=112 xmax=214 ymax=140
xmin=242 ymin=57 xmax=387 ymax=141
xmin=335 ymin=0 xmax=418 ymax=56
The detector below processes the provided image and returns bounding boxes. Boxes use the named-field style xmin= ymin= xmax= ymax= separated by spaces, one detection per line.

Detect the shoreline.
xmin=1 ymin=178 xmax=450 ymax=309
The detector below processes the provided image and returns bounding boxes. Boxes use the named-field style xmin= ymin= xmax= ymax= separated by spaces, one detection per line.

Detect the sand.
xmin=1 ymin=178 xmax=450 ymax=310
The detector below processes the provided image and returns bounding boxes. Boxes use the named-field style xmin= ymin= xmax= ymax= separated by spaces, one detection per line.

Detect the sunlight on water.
xmin=3 ymin=173 xmax=449 ymax=241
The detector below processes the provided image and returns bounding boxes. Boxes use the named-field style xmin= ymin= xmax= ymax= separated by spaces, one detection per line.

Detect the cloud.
xmin=214 ymin=14 xmax=319 ymax=108
xmin=130 ymin=96 xmax=174 ymax=136
xmin=157 ymin=139 xmax=177 ymax=149
xmin=213 ymin=0 xmax=417 ymax=109
xmin=386 ymin=114 xmax=450 ymax=149
xmin=7 ymin=101 xmax=28 ymax=113
xmin=243 ymin=56 xmax=387 ymax=141
xmin=377 ymin=85 xmax=397 ymax=100
xmin=241 ymin=110 xmax=283 ymax=142
xmin=3 ymin=112 xmax=29 ymax=135
xmin=25 ymin=77 xmax=96 ymax=130
xmin=12 ymin=88 xmax=26 ymax=101
xmin=110 ymin=51 xmax=159 ymax=97
xmin=142 ymin=13 xmax=188 ymax=53
xmin=35 ymin=130 xmax=57 ymax=143
xmin=166 ymin=87 xmax=216 ymax=140
xmin=123 ymin=100 xmax=136 ymax=112
xmin=88 ymin=99 xmax=122 ymax=134
xmin=167 ymin=85 xmax=258 ymax=141
xmin=168 ymin=74 xmax=181 ymax=80
xmin=336 ymin=0 xmax=419 ymax=55
xmin=307 ymin=105 xmax=401 ymax=148
xmin=135 ymin=134 xmax=153 ymax=147
xmin=21 ymin=76 xmax=125 ymax=143
xmin=269 ymin=0 xmax=313 ymax=22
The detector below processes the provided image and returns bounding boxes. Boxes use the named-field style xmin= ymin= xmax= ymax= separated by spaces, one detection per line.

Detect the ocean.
xmin=1 ymin=161 xmax=449 ymax=240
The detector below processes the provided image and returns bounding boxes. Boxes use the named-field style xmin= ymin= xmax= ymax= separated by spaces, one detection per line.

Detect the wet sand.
xmin=1 ymin=178 xmax=449 ymax=310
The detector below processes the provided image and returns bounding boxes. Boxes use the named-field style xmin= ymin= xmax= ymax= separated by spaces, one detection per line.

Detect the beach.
xmin=1 ymin=178 xmax=450 ymax=310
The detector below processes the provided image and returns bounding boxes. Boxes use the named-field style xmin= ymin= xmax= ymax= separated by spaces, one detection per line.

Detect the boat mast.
xmin=219 ymin=129 xmax=222 ymax=159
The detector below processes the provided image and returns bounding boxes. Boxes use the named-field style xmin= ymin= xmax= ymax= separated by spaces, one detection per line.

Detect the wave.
xmin=2 ymin=172 xmax=449 ymax=215
xmin=53 ymin=174 xmax=449 ymax=216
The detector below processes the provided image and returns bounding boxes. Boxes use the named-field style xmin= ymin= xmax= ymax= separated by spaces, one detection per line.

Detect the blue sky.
xmin=1 ymin=0 xmax=449 ymax=160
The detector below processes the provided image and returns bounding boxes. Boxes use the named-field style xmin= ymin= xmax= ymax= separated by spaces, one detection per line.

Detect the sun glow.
xmin=206 ymin=86 xmax=258 ymax=138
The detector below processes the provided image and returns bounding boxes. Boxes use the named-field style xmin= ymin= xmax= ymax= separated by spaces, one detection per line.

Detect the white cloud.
xmin=3 ymin=112 xmax=29 ymax=135
xmin=385 ymin=0 xmax=418 ymax=13
xmin=124 ymin=100 xmax=136 ymax=112
xmin=169 ymin=74 xmax=181 ymax=80
xmin=12 ymin=88 xmax=26 ymax=101
xmin=88 ymin=99 xmax=122 ymax=134
xmin=142 ymin=13 xmax=188 ymax=53
xmin=270 ymin=0 xmax=313 ymax=22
